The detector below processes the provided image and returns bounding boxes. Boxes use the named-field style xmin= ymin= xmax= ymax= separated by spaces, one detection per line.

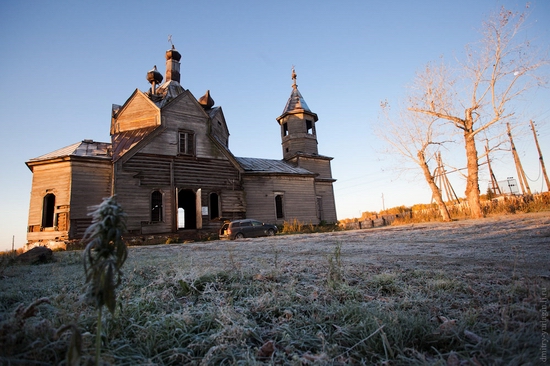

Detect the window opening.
xmin=209 ymin=193 xmax=219 ymax=220
xmin=151 ymin=190 xmax=163 ymax=222
xmin=283 ymin=123 xmax=288 ymax=136
xmin=275 ymin=194 xmax=284 ymax=219
xmin=306 ymin=120 xmax=313 ymax=134
xmin=179 ymin=131 xmax=195 ymax=155
xmin=42 ymin=193 xmax=55 ymax=228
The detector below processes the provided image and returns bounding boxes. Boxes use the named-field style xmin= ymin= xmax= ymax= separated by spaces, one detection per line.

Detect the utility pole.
xmin=381 ymin=193 xmax=385 ymax=212
xmin=530 ymin=120 xmax=550 ymax=192
xmin=433 ymin=152 xmax=460 ymax=204
xmin=485 ymin=140 xmax=502 ymax=196
xmin=507 ymin=123 xmax=531 ymax=195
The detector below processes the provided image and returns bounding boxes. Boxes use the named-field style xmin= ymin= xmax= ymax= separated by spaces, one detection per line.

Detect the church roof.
xmin=279 ymin=67 xmax=318 ymax=121
xmin=282 ymin=87 xmax=311 ymax=115
xmin=153 ymin=80 xmax=185 ymax=108
xmin=27 ymin=140 xmax=111 ymax=163
xmin=111 ymin=126 xmax=159 ymax=161
xmin=235 ymin=157 xmax=315 ymax=175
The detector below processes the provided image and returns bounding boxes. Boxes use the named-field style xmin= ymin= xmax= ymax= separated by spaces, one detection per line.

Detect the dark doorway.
xmin=178 ymin=189 xmax=196 ymax=229
xmin=209 ymin=193 xmax=219 ymax=220
xmin=275 ymin=194 xmax=284 ymax=219
xmin=42 ymin=193 xmax=55 ymax=228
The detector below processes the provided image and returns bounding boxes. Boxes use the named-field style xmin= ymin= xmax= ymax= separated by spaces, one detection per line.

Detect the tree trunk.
xmin=464 ymin=130 xmax=483 ymax=218
xmin=418 ymin=151 xmax=451 ymax=221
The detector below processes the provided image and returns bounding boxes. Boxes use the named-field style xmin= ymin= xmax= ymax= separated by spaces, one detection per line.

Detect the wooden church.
xmin=25 ymin=46 xmax=337 ymax=248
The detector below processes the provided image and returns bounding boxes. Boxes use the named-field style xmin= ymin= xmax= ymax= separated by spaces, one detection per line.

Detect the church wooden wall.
xmin=68 ymin=159 xmax=112 ymax=238
xmin=289 ymin=156 xmax=333 ymax=180
xmin=112 ymin=90 xmax=246 ymax=235
xmin=209 ymin=110 xmax=229 ymax=148
xmin=242 ymin=175 xmax=318 ymax=225
xmin=27 ymin=162 xmax=71 ymax=242
xmin=114 ymin=154 xmax=245 ymax=234
xmin=111 ymin=92 xmax=160 ymax=134
xmin=314 ymin=180 xmax=338 ymax=223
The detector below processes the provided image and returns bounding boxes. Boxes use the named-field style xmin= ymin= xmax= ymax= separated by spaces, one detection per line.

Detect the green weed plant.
xmin=82 ymin=196 xmax=128 ymax=366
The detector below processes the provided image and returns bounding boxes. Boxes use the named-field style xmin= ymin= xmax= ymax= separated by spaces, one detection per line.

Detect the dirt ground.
xmin=131 ymin=211 xmax=550 ymax=279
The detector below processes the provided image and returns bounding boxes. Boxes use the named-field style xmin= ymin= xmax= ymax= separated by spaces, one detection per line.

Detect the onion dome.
xmin=166 ymin=45 xmax=181 ymax=61
xmin=198 ymin=90 xmax=215 ymax=109
xmin=146 ymin=65 xmax=163 ymax=85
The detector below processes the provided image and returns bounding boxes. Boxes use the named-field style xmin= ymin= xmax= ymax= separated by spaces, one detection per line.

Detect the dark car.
xmin=219 ymin=219 xmax=278 ymax=240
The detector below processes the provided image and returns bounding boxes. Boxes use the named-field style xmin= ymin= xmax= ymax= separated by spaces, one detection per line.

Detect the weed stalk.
xmin=82 ymin=196 xmax=127 ymax=366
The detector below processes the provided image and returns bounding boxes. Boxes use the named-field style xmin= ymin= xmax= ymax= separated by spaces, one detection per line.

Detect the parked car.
xmin=219 ymin=219 xmax=278 ymax=240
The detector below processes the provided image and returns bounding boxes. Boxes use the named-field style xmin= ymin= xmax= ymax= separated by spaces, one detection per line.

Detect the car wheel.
xmin=267 ymin=229 xmax=275 ymax=236
xmin=235 ymin=232 xmax=244 ymax=239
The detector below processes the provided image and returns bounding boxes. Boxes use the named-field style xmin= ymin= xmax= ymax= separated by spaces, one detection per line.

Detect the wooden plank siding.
xmin=242 ymin=175 xmax=318 ymax=225
xmin=69 ymin=159 xmax=112 ymax=219
xmin=288 ymin=156 xmax=334 ymax=180
xmin=26 ymin=157 xmax=110 ymax=242
xmin=112 ymin=87 xmax=247 ymax=235
xmin=112 ymin=163 xmax=154 ymax=233
xmin=115 ymin=152 xmax=245 ymax=234
xmin=139 ymin=93 xmax=228 ymax=160
xmin=314 ymin=181 xmax=338 ymax=223
xmin=111 ymin=91 xmax=160 ymax=134
xmin=27 ymin=161 xmax=72 ymax=242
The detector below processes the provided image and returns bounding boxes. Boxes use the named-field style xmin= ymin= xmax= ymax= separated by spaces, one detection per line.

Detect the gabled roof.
xmin=235 ymin=157 xmax=315 ymax=176
xmin=27 ymin=140 xmax=111 ymax=162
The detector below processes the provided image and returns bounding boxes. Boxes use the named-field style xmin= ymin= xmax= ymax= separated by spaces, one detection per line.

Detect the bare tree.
xmin=408 ymin=6 xmax=548 ymax=218
xmin=379 ymin=100 xmax=452 ymax=221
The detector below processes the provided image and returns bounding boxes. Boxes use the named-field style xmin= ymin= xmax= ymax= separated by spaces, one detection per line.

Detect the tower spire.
xmin=277 ymin=68 xmax=319 ymax=159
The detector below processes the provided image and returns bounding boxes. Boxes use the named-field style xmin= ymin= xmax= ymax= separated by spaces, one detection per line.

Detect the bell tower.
xmin=277 ymin=68 xmax=319 ymax=160
xmin=276 ymin=68 xmax=337 ymax=223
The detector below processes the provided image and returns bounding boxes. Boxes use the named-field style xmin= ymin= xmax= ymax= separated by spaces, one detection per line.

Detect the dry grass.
xmin=1 ymin=212 xmax=549 ymax=364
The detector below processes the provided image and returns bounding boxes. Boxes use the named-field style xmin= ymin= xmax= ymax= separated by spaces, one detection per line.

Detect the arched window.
xmin=275 ymin=194 xmax=285 ymax=219
xmin=209 ymin=193 xmax=219 ymax=220
xmin=42 ymin=193 xmax=55 ymax=228
xmin=151 ymin=191 xmax=163 ymax=222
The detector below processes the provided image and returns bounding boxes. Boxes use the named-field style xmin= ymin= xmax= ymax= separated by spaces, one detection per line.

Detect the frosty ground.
xmin=1 ymin=211 xmax=549 ymax=364
xmin=136 ymin=211 xmax=550 ymax=279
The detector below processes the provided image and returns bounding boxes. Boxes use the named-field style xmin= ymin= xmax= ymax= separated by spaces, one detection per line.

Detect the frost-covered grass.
xmin=1 ymin=212 xmax=549 ymax=365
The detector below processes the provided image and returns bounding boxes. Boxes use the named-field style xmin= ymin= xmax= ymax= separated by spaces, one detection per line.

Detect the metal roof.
xmin=235 ymin=157 xmax=314 ymax=175
xmin=111 ymin=126 xmax=159 ymax=161
xmin=28 ymin=140 xmax=111 ymax=162
xmin=281 ymin=87 xmax=311 ymax=115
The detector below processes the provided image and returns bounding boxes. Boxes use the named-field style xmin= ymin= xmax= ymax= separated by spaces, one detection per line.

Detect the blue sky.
xmin=1 ymin=0 xmax=549 ymax=251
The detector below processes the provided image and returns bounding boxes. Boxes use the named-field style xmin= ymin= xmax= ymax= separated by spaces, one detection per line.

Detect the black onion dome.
xmin=146 ymin=65 xmax=163 ymax=84
xmin=165 ymin=45 xmax=181 ymax=61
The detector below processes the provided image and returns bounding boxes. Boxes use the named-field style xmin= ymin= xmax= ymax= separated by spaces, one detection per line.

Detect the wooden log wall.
xmin=242 ymin=175 xmax=318 ymax=225
xmin=111 ymin=92 xmax=160 ymax=134
xmin=116 ymin=153 xmax=244 ymax=234
xmin=314 ymin=181 xmax=338 ymax=223
xmin=26 ymin=161 xmax=71 ymax=241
